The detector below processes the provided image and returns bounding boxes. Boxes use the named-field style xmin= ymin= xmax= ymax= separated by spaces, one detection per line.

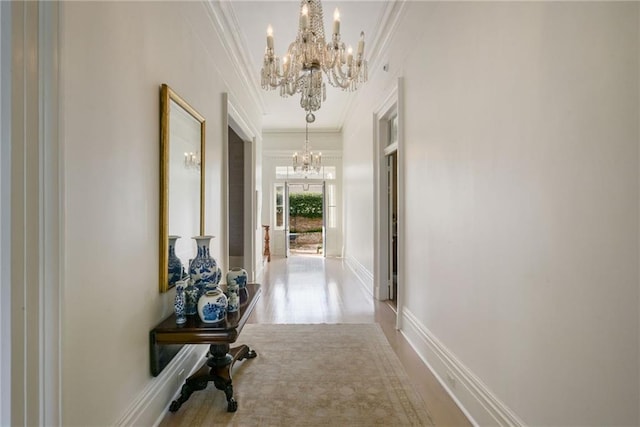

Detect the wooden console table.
xmin=150 ymin=283 xmax=261 ymax=413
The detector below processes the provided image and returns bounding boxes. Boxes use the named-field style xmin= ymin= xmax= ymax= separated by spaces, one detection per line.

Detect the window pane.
xmin=274 ymin=185 xmax=284 ymax=229
xmin=389 ymin=114 xmax=398 ymax=145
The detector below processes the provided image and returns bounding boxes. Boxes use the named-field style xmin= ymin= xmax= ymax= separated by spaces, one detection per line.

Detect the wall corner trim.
xmin=401 ymin=309 xmax=525 ymax=427
xmin=115 ymin=345 xmax=208 ymax=427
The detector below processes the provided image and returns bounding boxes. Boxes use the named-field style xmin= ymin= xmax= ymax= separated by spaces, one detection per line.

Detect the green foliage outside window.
xmin=289 ymin=193 xmax=322 ymax=219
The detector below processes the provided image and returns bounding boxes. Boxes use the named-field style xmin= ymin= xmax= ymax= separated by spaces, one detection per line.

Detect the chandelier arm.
xmin=326 ymin=67 xmax=352 ymax=89
xmin=324 ymin=39 xmax=345 ymax=69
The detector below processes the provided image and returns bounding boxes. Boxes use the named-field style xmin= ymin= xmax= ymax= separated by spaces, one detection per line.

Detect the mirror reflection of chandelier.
xmin=293 ymin=120 xmax=322 ymax=175
xmin=261 ymin=0 xmax=368 ymax=120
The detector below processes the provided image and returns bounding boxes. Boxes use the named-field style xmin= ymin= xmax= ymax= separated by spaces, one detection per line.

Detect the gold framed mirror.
xmin=159 ymin=84 xmax=205 ymax=293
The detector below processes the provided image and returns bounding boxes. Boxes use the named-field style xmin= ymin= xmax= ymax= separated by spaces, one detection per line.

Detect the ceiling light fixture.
xmin=261 ymin=0 xmax=368 ymax=121
xmin=293 ymin=120 xmax=322 ymax=175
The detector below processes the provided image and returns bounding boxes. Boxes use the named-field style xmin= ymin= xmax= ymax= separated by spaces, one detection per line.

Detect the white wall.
xmin=343 ymin=2 xmax=639 ymax=425
xmin=60 ymin=2 xmax=261 ymax=425
xmin=262 ymin=131 xmax=343 ymax=257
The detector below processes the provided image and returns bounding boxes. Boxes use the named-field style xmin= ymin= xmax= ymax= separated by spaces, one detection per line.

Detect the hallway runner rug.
xmin=159 ymin=323 xmax=435 ymax=426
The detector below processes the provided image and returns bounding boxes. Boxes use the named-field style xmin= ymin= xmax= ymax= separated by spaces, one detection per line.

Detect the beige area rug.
xmin=160 ymin=324 xmax=434 ymax=426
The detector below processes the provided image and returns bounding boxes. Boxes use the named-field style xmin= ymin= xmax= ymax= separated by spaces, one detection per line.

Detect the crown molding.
xmin=366 ymin=0 xmax=407 ymax=82
xmin=340 ymin=0 xmax=407 ymax=129
xmin=204 ymin=1 xmax=266 ymax=113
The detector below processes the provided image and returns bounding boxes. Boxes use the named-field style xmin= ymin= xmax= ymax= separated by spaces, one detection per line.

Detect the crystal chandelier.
xmin=293 ymin=120 xmax=322 ymax=174
xmin=261 ymin=0 xmax=368 ymax=122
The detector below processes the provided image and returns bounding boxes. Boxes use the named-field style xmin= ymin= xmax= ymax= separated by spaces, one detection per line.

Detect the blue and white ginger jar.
xmin=197 ymin=288 xmax=228 ymax=324
xmin=226 ymin=267 xmax=248 ymax=289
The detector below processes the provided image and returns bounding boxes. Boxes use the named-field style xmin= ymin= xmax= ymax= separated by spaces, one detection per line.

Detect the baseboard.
xmin=344 ymin=255 xmax=374 ymax=297
xmin=114 ymin=344 xmax=208 ymax=427
xmin=401 ymin=309 xmax=525 ymax=427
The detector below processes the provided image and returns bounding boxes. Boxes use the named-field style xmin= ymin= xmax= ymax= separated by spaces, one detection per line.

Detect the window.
xmin=274 ymin=184 xmax=284 ymax=230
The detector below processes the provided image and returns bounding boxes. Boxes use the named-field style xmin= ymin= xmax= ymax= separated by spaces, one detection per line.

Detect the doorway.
xmin=388 ymin=152 xmax=398 ymax=306
xmin=227 ymin=126 xmax=251 ymax=270
xmin=374 ymin=78 xmax=403 ymax=328
xmin=286 ymin=182 xmax=325 ymax=257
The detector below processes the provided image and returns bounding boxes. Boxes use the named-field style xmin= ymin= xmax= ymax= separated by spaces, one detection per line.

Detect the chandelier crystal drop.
xmin=293 ymin=120 xmax=322 ymax=175
xmin=261 ymin=0 xmax=368 ymax=114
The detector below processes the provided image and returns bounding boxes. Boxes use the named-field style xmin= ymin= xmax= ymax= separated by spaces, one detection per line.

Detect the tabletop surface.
xmin=151 ymin=283 xmax=261 ymax=345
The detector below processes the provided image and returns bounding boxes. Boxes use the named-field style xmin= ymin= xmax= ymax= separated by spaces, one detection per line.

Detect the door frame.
xmin=3 ymin=2 xmax=62 ymax=424
xmin=373 ymin=77 xmax=404 ymax=329
xmin=223 ymin=94 xmax=258 ymax=281
xmin=284 ymin=181 xmax=290 ymax=257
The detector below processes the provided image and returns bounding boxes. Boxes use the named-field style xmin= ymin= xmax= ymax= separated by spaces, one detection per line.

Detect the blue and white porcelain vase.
xmin=167 ymin=235 xmax=184 ymax=286
xmin=183 ymin=278 xmax=199 ymax=316
xmin=189 ymin=236 xmax=218 ymax=293
xmin=197 ymin=288 xmax=228 ymax=324
xmin=174 ymin=281 xmax=187 ymax=325
xmin=226 ymin=267 xmax=248 ymax=289
xmin=227 ymin=281 xmax=239 ymax=313
xmin=214 ymin=266 xmax=222 ymax=286
xmin=204 ymin=266 xmax=222 ymax=292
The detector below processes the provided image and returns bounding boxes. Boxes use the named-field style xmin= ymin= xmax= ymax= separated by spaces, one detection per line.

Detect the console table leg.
xmin=167 ymin=345 xmax=258 ymax=413
xmin=169 ymin=366 xmax=209 ymax=412
xmin=212 ymin=376 xmax=237 ymax=412
xmin=234 ymin=345 xmax=257 ymax=361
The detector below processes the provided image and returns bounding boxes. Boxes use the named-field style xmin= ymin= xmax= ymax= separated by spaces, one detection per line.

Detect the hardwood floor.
xmin=249 ymin=255 xmax=472 ymax=426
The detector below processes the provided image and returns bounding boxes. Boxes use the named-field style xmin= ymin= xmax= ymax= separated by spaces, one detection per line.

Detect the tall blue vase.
xmin=189 ymin=236 xmax=218 ymax=294
xmin=174 ymin=281 xmax=187 ymax=325
xmin=183 ymin=278 xmax=199 ymax=316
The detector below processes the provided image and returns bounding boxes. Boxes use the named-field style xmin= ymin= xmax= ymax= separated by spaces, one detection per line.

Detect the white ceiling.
xmin=223 ymin=1 xmax=391 ymax=132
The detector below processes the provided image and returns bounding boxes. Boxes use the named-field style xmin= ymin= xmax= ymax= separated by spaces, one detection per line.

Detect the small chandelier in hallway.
xmin=293 ymin=120 xmax=321 ymax=175
xmin=261 ymin=0 xmax=368 ymax=120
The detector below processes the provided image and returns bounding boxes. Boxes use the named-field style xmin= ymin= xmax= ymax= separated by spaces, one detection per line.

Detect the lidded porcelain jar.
xmin=226 ymin=267 xmax=248 ymax=289
xmin=197 ymin=288 xmax=228 ymax=324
